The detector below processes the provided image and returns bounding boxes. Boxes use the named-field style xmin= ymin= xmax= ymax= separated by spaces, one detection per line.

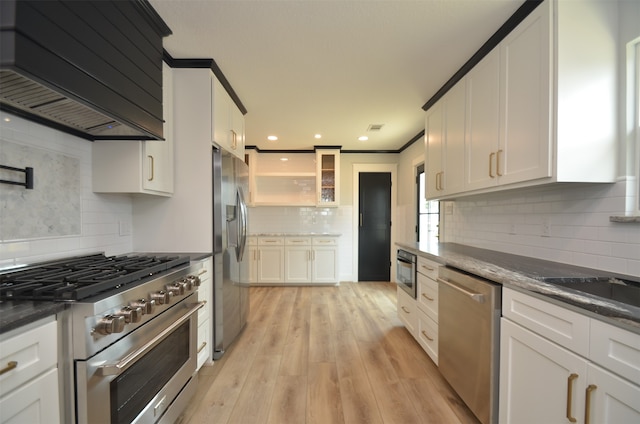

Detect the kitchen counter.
xmin=396 ymin=241 xmax=640 ymax=334
xmin=0 ymin=301 xmax=65 ymax=334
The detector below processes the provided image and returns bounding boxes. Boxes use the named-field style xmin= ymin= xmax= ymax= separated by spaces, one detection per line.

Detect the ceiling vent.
xmin=367 ymin=124 xmax=384 ymax=132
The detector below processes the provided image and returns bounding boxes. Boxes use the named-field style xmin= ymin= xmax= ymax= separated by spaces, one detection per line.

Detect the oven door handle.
xmin=97 ymin=301 xmax=205 ymax=377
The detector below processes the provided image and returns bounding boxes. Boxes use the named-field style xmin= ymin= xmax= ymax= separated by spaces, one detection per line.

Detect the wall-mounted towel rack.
xmin=0 ymin=165 xmax=34 ymax=189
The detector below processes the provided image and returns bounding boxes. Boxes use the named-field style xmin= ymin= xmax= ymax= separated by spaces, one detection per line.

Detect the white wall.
xmin=0 ymin=113 xmax=133 ymax=268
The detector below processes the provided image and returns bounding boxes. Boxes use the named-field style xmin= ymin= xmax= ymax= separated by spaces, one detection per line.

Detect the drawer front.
xmin=258 ymin=237 xmax=284 ymax=246
xmin=397 ymin=287 xmax=417 ymax=336
xmin=417 ymin=273 xmax=438 ymax=322
xmin=312 ymin=237 xmax=337 ymax=246
xmin=502 ymin=288 xmax=590 ymax=356
xmin=285 ymin=237 xmax=311 ymax=246
xmin=0 ymin=319 xmax=57 ymax=395
xmin=0 ymin=368 xmax=60 ymax=424
xmin=417 ymin=309 xmax=438 ymax=365
xmin=590 ymin=319 xmax=640 ymax=383
xmin=417 ymin=257 xmax=439 ymax=280
xmin=197 ymin=320 xmax=210 ymax=370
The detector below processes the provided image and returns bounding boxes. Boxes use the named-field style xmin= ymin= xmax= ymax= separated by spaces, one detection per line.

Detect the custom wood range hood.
xmin=0 ymin=0 xmax=171 ymax=140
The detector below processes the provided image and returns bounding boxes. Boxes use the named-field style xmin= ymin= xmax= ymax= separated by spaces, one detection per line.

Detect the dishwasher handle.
xmin=437 ymin=277 xmax=485 ymax=303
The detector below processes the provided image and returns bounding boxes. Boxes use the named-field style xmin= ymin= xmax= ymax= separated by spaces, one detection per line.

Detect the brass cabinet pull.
xmin=0 ymin=361 xmax=18 ymax=375
xmin=421 ymin=330 xmax=434 ymax=341
xmin=489 ymin=152 xmax=496 ymax=178
xmin=496 ymin=149 xmax=503 ymax=176
xmin=585 ymin=384 xmax=597 ymax=424
xmin=147 ymin=155 xmax=155 ymax=181
xmin=439 ymin=172 xmax=444 ymax=190
xmin=401 ymin=306 xmax=410 ymax=314
xmin=566 ymin=373 xmax=579 ymax=423
xmin=197 ymin=341 xmax=207 ymax=354
xmin=421 ymin=293 xmax=434 ymax=301
xmin=420 ymin=264 xmax=434 ymax=272
xmin=230 ymin=130 xmax=237 ymax=150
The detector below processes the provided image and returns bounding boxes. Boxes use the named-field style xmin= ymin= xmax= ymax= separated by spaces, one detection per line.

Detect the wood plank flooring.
xmin=179 ymin=282 xmax=480 ymax=424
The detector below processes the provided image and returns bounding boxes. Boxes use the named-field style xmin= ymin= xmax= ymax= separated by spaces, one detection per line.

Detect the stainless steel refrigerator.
xmin=212 ymin=146 xmax=249 ymax=359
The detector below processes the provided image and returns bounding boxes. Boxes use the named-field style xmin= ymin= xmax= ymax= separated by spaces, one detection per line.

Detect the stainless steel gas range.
xmin=0 ymin=253 xmax=206 ymax=424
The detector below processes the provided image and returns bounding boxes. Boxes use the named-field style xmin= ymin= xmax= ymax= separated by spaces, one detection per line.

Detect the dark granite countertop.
xmin=396 ymin=241 xmax=640 ymax=334
xmin=0 ymin=301 xmax=66 ymax=334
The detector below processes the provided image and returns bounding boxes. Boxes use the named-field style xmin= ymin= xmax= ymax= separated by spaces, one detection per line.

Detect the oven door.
xmin=396 ymin=251 xmax=416 ymax=298
xmin=76 ymin=300 xmax=204 ymax=424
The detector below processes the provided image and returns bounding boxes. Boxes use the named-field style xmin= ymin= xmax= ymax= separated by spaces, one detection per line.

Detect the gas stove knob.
xmin=167 ymin=283 xmax=185 ymax=297
xmin=180 ymin=278 xmax=193 ymax=291
xmin=187 ymin=275 xmax=201 ymax=287
xmin=131 ymin=299 xmax=155 ymax=315
xmin=95 ymin=315 xmax=126 ymax=335
xmin=151 ymin=290 xmax=171 ymax=305
xmin=117 ymin=306 xmax=142 ymax=324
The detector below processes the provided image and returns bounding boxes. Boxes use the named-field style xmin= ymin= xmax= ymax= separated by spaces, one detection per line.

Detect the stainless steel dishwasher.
xmin=438 ymin=266 xmax=501 ymax=424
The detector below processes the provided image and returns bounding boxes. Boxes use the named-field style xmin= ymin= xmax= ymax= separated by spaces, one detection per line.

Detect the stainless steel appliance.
xmin=396 ymin=249 xmax=417 ymax=298
xmin=0 ymin=253 xmax=205 ymax=424
xmin=212 ymin=147 xmax=249 ymax=359
xmin=438 ymin=266 xmax=501 ymax=424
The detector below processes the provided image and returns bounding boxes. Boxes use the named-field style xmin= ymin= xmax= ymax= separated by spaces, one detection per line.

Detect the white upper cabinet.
xmin=425 ymin=79 xmax=465 ymax=198
xmin=92 ymin=62 xmax=175 ymax=196
xmin=427 ymin=0 xmax=618 ymax=200
xmin=212 ymin=76 xmax=245 ymax=159
xmin=316 ymin=149 xmax=340 ymax=207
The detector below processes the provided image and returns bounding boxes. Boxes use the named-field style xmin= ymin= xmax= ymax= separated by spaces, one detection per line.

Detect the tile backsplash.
xmin=0 ymin=113 xmax=133 ymax=268
xmin=444 ymin=181 xmax=640 ymax=277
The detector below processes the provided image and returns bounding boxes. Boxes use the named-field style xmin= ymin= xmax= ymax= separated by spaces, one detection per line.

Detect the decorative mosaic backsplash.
xmin=0 ymin=140 xmax=81 ymax=240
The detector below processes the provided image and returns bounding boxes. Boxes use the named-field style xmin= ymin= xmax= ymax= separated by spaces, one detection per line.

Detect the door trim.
xmin=352 ymin=163 xmax=398 ymax=283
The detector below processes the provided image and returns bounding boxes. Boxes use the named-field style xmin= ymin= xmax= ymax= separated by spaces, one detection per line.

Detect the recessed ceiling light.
xmin=314 ymin=134 xmax=322 ymax=139
xmin=280 ymin=157 xmax=288 ymax=162
xmin=358 ymin=136 xmax=368 ymax=141
xmin=267 ymin=135 xmax=278 ymax=141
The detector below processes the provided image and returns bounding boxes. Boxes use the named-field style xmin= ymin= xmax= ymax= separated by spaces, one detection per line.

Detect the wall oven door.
xmin=396 ymin=249 xmax=417 ymax=298
xmin=76 ymin=300 xmax=204 ymax=424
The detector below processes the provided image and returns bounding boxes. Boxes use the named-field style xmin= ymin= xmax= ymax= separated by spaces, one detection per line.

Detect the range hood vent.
xmin=0 ymin=0 xmax=171 ymax=140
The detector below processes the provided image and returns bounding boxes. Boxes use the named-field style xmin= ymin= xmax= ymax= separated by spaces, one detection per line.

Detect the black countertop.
xmin=396 ymin=241 xmax=640 ymax=334
xmin=0 ymin=252 xmax=213 ymax=334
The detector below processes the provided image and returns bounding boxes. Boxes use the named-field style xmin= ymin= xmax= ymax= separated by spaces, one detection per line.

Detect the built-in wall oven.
xmin=0 ymin=253 xmax=206 ymax=424
xmin=396 ymin=249 xmax=417 ymax=298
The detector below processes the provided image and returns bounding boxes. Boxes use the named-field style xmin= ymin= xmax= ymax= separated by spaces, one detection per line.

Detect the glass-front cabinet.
xmin=316 ymin=148 xmax=340 ymax=206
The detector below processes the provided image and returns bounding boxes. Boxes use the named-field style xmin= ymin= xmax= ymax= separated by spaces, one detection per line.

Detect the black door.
xmin=358 ymin=172 xmax=391 ymax=281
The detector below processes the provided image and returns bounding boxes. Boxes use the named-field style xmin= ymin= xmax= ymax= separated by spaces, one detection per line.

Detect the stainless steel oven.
xmin=396 ymin=249 xmax=417 ymax=298
xmin=0 ymin=253 xmax=206 ymax=424
xmin=76 ymin=299 xmax=203 ymax=424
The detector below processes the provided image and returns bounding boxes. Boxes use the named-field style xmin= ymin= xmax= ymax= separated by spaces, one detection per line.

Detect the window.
xmin=416 ymin=163 xmax=439 ymax=242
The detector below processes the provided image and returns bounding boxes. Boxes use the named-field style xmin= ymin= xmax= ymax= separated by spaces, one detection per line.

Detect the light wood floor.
xmin=179 ymin=282 xmax=479 ymax=424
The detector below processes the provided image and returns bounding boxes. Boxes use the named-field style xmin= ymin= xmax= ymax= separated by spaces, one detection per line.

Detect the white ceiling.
xmin=150 ymin=0 xmax=525 ymax=151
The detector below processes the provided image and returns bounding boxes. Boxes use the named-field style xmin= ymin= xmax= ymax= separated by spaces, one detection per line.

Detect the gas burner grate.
xmin=0 ymin=254 xmax=190 ymax=301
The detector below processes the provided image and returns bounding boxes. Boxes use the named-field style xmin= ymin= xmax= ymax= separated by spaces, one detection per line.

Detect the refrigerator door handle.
xmin=236 ymin=187 xmax=248 ymax=262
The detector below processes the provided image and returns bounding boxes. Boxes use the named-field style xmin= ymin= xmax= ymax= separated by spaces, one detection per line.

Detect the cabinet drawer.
xmin=0 ymin=319 xmax=57 ymax=395
xmin=285 ymin=237 xmax=311 ymax=245
xmin=196 ymin=320 xmax=209 ymax=370
xmin=258 ymin=237 xmax=284 ymax=246
xmin=590 ymin=319 xmax=640 ymax=383
xmin=417 ymin=273 xmax=438 ymax=321
xmin=247 ymin=237 xmax=257 ymax=246
xmin=417 ymin=309 xmax=438 ymax=365
xmin=397 ymin=287 xmax=417 ymax=336
xmin=416 ymin=257 xmax=439 ymax=280
xmin=502 ymin=288 xmax=590 ymax=356
xmin=0 ymin=368 xmax=59 ymax=424
xmin=312 ymin=237 xmax=337 ymax=246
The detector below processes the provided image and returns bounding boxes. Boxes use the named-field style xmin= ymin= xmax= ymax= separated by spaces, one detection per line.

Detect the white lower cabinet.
xmin=500 ymin=288 xmax=640 ymax=424
xmin=397 ymin=287 xmax=417 ymax=337
xmin=196 ymin=257 xmax=213 ymax=369
xmin=251 ymin=236 xmax=338 ymax=285
xmin=0 ymin=318 xmax=60 ymax=424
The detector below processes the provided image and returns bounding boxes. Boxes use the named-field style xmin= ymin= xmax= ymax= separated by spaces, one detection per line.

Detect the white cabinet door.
xmin=465 ymin=48 xmax=501 ymax=191
xmin=285 ymin=245 xmax=312 ymax=284
xmin=212 ymin=75 xmax=245 ymax=160
xmin=586 ymin=363 xmax=640 ymax=423
xmin=316 ymin=149 xmax=340 ymax=206
xmin=248 ymin=243 xmax=258 ymax=284
xmin=425 ymin=99 xmax=443 ymax=199
xmin=397 ymin=287 xmax=417 ymax=337
xmin=500 ymin=318 xmax=588 ymax=424
xmin=257 ymin=246 xmax=284 ymax=283
xmin=498 ymin=0 xmax=552 ymax=186
xmin=312 ymin=246 xmax=338 ymax=283
xmin=0 ymin=368 xmax=59 ymax=424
